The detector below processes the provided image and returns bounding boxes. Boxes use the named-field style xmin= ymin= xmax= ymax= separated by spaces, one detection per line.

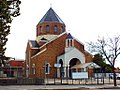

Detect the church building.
xmin=25 ymin=8 xmax=93 ymax=78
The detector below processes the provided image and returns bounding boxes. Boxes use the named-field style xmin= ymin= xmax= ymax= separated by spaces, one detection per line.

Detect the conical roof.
xmin=38 ymin=8 xmax=64 ymax=24
xmin=67 ymin=33 xmax=73 ymax=39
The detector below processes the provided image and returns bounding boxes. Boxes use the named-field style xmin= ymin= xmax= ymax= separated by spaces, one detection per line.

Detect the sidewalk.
xmin=0 ymin=84 xmax=120 ymax=90
xmin=84 ymin=84 xmax=120 ymax=89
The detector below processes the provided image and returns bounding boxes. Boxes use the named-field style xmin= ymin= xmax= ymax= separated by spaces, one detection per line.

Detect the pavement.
xmin=0 ymin=84 xmax=120 ymax=90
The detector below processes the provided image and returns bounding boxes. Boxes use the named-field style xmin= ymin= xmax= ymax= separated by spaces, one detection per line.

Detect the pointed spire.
xmin=38 ymin=8 xmax=64 ymax=24
xmin=67 ymin=33 xmax=73 ymax=39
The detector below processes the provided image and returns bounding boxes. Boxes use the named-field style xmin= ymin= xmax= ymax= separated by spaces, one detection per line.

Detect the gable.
xmin=31 ymin=32 xmax=67 ymax=58
xmin=39 ymin=32 xmax=67 ymax=49
xmin=57 ymin=48 xmax=85 ymax=66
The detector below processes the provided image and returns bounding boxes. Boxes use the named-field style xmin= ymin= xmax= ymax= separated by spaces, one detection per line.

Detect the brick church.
xmin=25 ymin=8 xmax=93 ymax=78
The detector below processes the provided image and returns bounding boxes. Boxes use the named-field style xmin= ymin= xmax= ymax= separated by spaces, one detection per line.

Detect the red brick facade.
xmin=25 ymin=8 xmax=93 ymax=78
xmin=36 ymin=22 xmax=65 ymax=36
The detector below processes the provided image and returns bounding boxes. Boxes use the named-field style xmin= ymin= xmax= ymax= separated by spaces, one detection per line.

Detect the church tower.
xmin=65 ymin=33 xmax=74 ymax=52
xmin=36 ymin=8 xmax=66 ymax=42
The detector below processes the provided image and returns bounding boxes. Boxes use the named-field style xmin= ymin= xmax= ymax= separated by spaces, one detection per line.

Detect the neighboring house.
xmin=5 ymin=60 xmax=24 ymax=77
xmin=25 ymin=8 xmax=93 ymax=78
xmin=115 ymin=70 xmax=120 ymax=73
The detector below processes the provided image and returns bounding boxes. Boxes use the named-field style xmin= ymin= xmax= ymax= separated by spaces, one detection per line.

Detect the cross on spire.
xmin=50 ymin=3 xmax=52 ymax=8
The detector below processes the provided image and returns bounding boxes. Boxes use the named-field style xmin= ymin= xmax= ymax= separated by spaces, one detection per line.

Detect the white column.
xmin=66 ymin=39 xmax=68 ymax=47
xmin=67 ymin=65 xmax=70 ymax=78
xmin=72 ymin=39 xmax=74 ymax=47
xmin=57 ymin=67 xmax=60 ymax=78
xmin=63 ymin=65 xmax=66 ymax=78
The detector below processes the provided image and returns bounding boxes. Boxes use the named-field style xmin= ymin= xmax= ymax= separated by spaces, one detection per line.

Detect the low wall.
xmin=0 ymin=78 xmax=44 ymax=85
xmin=17 ymin=78 xmax=44 ymax=85
xmin=0 ymin=78 xmax=17 ymax=85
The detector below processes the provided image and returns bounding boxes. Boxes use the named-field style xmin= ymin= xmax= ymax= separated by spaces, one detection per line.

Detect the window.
xmin=67 ymin=39 xmax=73 ymax=47
xmin=45 ymin=63 xmax=50 ymax=74
xmin=60 ymin=26 xmax=63 ymax=33
xmin=40 ymin=26 xmax=42 ymax=33
xmin=70 ymin=39 xmax=72 ymax=47
xmin=26 ymin=65 xmax=29 ymax=78
xmin=46 ymin=25 xmax=50 ymax=32
xmin=67 ymin=39 xmax=69 ymax=47
xmin=54 ymin=25 xmax=57 ymax=32
xmin=32 ymin=64 xmax=36 ymax=75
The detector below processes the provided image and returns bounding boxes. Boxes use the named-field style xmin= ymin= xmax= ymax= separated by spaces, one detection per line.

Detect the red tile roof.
xmin=8 ymin=60 xmax=24 ymax=67
xmin=115 ymin=70 xmax=120 ymax=73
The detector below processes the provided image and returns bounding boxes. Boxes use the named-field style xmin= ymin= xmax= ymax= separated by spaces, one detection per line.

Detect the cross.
xmin=50 ymin=3 xmax=52 ymax=8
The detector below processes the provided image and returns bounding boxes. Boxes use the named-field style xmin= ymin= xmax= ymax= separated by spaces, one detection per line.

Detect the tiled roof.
xmin=38 ymin=8 xmax=64 ymax=24
xmin=30 ymin=40 xmax=39 ymax=48
xmin=115 ymin=70 xmax=120 ymax=73
xmin=8 ymin=60 xmax=24 ymax=67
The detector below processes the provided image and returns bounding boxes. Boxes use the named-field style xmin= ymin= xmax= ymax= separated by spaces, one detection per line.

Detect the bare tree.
xmin=88 ymin=35 xmax=120 ymax=86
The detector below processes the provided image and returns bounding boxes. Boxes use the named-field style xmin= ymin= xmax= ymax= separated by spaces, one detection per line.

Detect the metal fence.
xmin=0 ymin=66 xmax=120 ymax=85
xmin=43 ymin=75 xmax=120 ymax=85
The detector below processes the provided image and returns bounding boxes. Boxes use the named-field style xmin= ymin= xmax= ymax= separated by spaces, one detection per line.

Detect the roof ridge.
xmin=40 ymin=32 xmax=67 ymax=49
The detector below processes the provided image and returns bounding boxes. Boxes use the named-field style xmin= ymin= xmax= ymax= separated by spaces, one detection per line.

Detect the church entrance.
xmin=59 ymin=59 xmax=64 ymax=78
xmin=69 ymin=58 xmax=81 ymax=78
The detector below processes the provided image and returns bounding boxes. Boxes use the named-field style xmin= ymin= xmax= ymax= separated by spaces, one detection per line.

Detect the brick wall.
xmin=74 ymin=40 xmax=84 ymax=53
xmin=26 ymin=33 xmax=93 ymax=78
xmin=30 ymin=33 xmax=67 ymax=78
xmin=36 ymin=22 xmax=66 ymax=36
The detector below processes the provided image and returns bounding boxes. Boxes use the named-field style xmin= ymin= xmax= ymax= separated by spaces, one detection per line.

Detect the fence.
xmin=0 ymin=76 xmax=120 ymax=85
xmin=44 ymin=74 xmax=120 ymax=85
xmin=0 ymin=66 xmax=120 ymax=85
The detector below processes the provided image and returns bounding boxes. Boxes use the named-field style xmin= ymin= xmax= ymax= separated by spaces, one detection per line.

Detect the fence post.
xmin=66 ymin=66 xmax=68 ymax=84
xmin=97 ymin=73 xmax=99 ymax=84
xmin=60 ymin=67 xmax=62 ymax=85
xmin=54 ymin=71 xmax=56 ymax=84
xmin=102 ymin=70 xmax=104 ymax=84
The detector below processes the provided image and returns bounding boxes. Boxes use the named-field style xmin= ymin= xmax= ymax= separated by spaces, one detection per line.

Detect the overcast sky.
xmin=5 ymin=0 xmax=120 ymax=67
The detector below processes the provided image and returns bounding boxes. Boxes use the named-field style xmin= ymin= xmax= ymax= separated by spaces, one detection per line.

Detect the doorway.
xmin=69 ymin=58 xmax=80 ymax=78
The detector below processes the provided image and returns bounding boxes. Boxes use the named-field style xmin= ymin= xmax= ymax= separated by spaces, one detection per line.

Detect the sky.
xmin=5 ymin=0 xmax=120 ymax=67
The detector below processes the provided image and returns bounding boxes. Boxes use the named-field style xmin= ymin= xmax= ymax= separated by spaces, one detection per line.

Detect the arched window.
xmin=60 ymin=26 xmax=63 ymax=33
xmin=26 ymin=65 xmax=29 ymax=78
xmin=46 ymin=25 xmax=50 ymax=32
xmin=70 ymin=39 xmax=72 ymax=47
xmin=45 ymin=63 xmax=50 ymax=74
xmin=59 ymin=59 xmax=64 ymax=78
xmin=54 ymin=25 xmax=57 ymax=32
xmin=40 ymin=26 xmax=42 ymax=33
xmin=66 ymin=39 xmax=73 ymax=47
xmin=32 ymin=63 xmax=36 ymax=75
xmin=67 ymin=39 xmax=69 ymax=47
